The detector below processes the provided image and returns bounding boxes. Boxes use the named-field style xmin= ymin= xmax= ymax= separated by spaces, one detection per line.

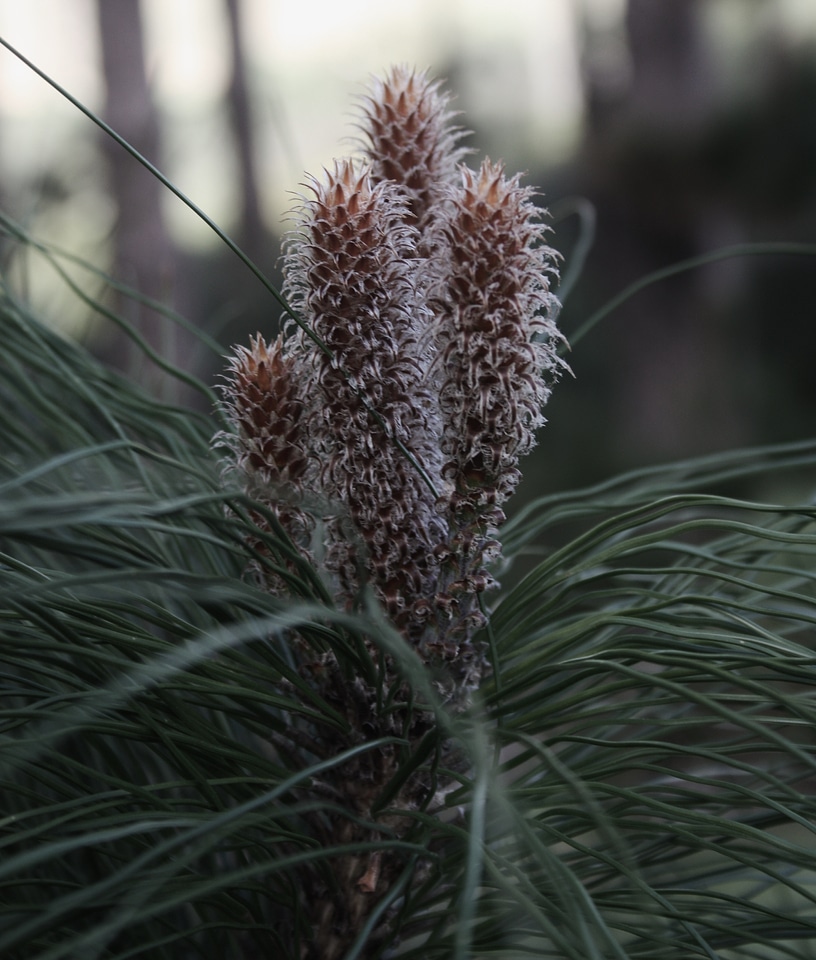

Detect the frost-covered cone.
xmin=427 ymin=159 xmax=565 ymax=649
xmin=359 ymin=65 xmax=467 ymax=234
xmin=434 ymin=159 xmax=564 ymax=509
xmin=220 ymin=334 xmax=310 ymax=487
xmin=284 ymin=160 xmax=446 ymax=637
xmin=218 ymin=333 xmax=316 ymax=589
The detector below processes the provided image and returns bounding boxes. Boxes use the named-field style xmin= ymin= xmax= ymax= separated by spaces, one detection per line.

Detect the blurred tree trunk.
xmin=625 ymin=0 xmax=712 ymax=129
xmin=95 ymin=0 xmax=183 ymax=393
xmin=224 ymin=0 xmax=265 ymax=259
xmin=576 ymin=0 xmax=749 ymax=468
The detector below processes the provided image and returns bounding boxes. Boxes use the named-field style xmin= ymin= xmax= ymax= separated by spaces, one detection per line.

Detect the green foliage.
xmin=2 ymin=54 xmax=816 ymax=960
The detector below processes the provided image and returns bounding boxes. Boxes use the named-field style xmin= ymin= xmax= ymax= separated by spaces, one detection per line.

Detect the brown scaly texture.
xmin=217 ymin=334 xmax=315 ymax=589
xmin=426 ymin=159 xmax=565 ymax=651
xmin=283 ymin=159 xmax=446 ymax=637
xmin=220 ymin=333 xmax=309 ymax=490
xmin=434 ymin=159 xmax=563 ymax=506
xmin=359 ymin=65 xmax=467 ymax=233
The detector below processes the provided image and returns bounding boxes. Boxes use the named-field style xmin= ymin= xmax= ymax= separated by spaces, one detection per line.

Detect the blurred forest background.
xmin=1 ymin=0 xmax=816 ymax=501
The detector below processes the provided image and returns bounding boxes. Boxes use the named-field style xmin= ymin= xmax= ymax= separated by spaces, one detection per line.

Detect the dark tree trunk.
xmin=224 ymin=0 xmax=265 ymax=259
xmin=575 ymin=0 xmax=749 ymax=467
xmin=95 ymin=0 xmax=182 ymax=393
